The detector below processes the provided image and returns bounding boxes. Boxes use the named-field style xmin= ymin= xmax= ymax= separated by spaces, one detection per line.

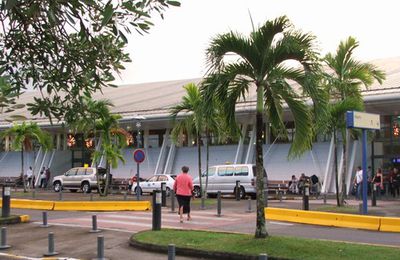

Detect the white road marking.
xmin=269 ymin=221 xmax=294 ymax=226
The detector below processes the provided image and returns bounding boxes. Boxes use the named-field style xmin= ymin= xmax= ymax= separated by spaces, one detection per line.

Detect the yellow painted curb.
xmin=380 ymin=217 xmax=400 ymax=232
xmin=19 ymin=215 xmax=30 ymax=223
xmin=265 ymin=207 xmax=380 ymax=231
xmin=53 ymin=201 xmax=151 ymax=211
xmin=8 ymin=199 xmax=54 ymax=210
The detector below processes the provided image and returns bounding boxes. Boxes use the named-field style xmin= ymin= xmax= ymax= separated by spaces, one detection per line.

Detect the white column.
xmin=143 ymin=129 xmax=149 ymax=149
xmin=56 ymin=134 xmax=61 ymax=150
xmin=5 ymin=136 xmax=10 ymax=151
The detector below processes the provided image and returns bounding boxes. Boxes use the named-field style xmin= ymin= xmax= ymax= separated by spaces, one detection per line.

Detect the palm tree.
xmin=204 ymin=16 xmax=325 ymax=238
xmin=0 ymin=122 xmax=52 ymax=192
xmin=323 ymin=37 xmax=385 ymax=206
xmin=170 ymin=83 xmax=206 ymax=199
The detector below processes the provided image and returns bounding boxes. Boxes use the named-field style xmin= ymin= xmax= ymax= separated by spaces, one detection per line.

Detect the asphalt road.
xmin=2 ymin=191 xmax=400 ymax=259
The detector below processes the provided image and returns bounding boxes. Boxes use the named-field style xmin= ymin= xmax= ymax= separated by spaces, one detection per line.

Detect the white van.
xmin=192 ymin=164 xmax=267 ymax=199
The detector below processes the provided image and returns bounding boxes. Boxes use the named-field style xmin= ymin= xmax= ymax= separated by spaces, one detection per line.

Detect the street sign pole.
xmin=362 ymin=129 xmax=368 ymax=214
xmin=136 ymin=162 xmax=140 ymax=201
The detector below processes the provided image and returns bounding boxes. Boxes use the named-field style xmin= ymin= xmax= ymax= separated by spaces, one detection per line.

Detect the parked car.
xmin=52 ymin=167 xmax=107 ymax=193
xmin=192 ymin=164 xmax=267 ymax=199
xmin=132 ymin=174 xmax=176 ymax=195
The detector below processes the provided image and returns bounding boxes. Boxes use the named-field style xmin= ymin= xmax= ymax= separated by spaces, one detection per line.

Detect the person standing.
xmin=39 ymin=167 xmax=46 ymax=188
xmin=354 ymin=166 xmax=363 ymax=200
xmin=372 ymin=168 xmax=383 ymax=199
xmin=26 ymin=166 xmax=33 ymax=189
xmin=173 ymin=166 xmax=193 ymax=223
xmin=45 ymin=167 xmax=51 ymax=188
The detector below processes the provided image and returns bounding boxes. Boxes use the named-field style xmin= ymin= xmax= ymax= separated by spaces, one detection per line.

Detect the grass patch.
xmin=191 ymin=198 xmax=216 ymax=206
xmin=314 ymin=205 xmax=359 ymax=214
xmin=134 ymin=229 xmax=399 ymax=260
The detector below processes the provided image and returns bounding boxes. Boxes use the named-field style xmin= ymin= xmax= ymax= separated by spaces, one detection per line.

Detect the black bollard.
xmin=2 ymin=186 xmax=11 ymax=218
xmin=0 ymin=227 xmax=11 ymax=249
xmin=40 ymin=211 xmax=49 ymax=228
xmin=323 ymin=193 xmax=327 ymax=204
xmin=97 ymin=236 xmax=105 ymax=260
xmin=372 ymin=184 xmax=377 ymax=207
xmin=170 ymin=190 xmax=176 ymax=213
xmin=43 ymin=232 xmax=58 ymax=256
xmin=32 ymin=190 xmax=36 ymax=199
xmin=168 ymin=244 xmax=176 ymax=260
xmin=58 ymin=190 xmax=63 ymax=201
xmin=235 ymin=180 xmax=241 ymax=201
xmin=90 ymin=215 xmax=101 ymax=233
xmin=161 ymin=182 xmax=167 ymax=207
xmin=259 ymin=253 xmax=268 ymax=260
xmin=90 ymin=193 xmax=94 ymax=201
xmin=302 ymin=185 xmax=309 ymax=211
xmin=152 ymin=190 xmax=162 ymax=230
xmin=359 ymin=203 xmax=363 ymax=214
xmin=217 ymin=191 xmax=222 ymax=217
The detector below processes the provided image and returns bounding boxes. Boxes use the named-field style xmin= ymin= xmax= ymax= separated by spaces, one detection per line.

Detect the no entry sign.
xmin=133 ymin=149 xmax=146 ymax=164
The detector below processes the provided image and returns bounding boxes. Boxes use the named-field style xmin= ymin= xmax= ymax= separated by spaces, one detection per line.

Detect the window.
xmin=218 ymin=166 xmax=234 ymax=176
xmin=234 ymin=166 xmax=249 ymax=176
xmin=147 ymin=176 xmax=158 ymax=182
xmin=65 ymin=169 xmax=77 ymax=176
xmin=86 ymin=168 xmax=93 ymax=175
xmin=76 ymin=168 xmax=86 ymax=176
xmin=158 ymin=175 xmax=168 ymax=182
xmin=202 ymin=167 xmax=216 ymax=177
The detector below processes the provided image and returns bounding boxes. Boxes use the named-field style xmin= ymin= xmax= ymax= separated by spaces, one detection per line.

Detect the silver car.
xmin=52 ymin=167 xmax=106 ymax=193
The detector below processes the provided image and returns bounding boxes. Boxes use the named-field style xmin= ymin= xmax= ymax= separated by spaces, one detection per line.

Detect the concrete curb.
xmin=265 ymin=207 xmax=400 ymax=232
xmin=129 ymin=231 xmax=286 ymax=260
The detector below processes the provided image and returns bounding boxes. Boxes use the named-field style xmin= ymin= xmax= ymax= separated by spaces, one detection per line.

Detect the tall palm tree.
xmin=170 ymin=83 xmax=206 ymax=199
xmin=204 ymin=16 xmax=325 ymax=238
xmin=323 ymin=37 xmax=385 ymax=206
xmin=0 ymin=122 xmax=52 ymax=192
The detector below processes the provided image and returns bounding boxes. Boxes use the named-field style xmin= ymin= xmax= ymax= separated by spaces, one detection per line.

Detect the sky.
xmin=113 ymin=0 xmax=400 ymax=85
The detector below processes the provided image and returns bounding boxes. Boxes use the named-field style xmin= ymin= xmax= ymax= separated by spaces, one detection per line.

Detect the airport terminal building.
xmin=1 ymin=57 xmax=399 ymax=194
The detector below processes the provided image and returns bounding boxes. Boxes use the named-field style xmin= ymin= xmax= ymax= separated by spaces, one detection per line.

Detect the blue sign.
xmin=133 ymin=149 xmax=145 ymax=164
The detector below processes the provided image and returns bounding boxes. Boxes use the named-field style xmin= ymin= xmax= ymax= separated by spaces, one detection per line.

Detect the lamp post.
xmin=136 ymin=121 xmax=142 ymax=148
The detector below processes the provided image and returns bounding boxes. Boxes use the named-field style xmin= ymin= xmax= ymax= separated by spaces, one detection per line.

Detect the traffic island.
xmin=130 ymin=229 xmax=400 ymax=260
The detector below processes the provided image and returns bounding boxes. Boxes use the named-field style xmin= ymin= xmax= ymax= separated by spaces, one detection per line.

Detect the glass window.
xmin=158 ymin=175 xmax=168 ymax=182
xmin=234 ymin=166 xmax=249 ymax=176
xmin=147 ymin=176 xmax=158 ymax=182
xmin=65 ymin=168 xmax=77 ymax=176
xmin=202 ymin=167 xmax=216 ymax=177
xmin=218 ymin=166 xmax=234 ymax=176
xmin=86 ymin=168 xmax=93 ymax=175
xmin=76 ymin=168 xmax=86 ymax=175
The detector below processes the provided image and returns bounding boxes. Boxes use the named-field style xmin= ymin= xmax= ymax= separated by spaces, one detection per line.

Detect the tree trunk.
xmin=205 ymin=130 xmax=210 ymax=194
xmin=104 ymin=160 xmax=110 ymax=196
xmin=339 ymin=129 xmax=349 ymax=205
xmin=334 ymin=130 xmax=340 ymax=206
xmin=255 ymin=85 xmax=267 ymax=238
xmin=197 ymin=134 xmax=203 ymax=199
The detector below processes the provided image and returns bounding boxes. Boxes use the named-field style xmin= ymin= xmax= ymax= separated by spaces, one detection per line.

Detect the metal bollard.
xmin=278 ymin=191 xmax=283 ymax=202
xmin=217 ymin=191 xmax=222 ymax=217
xmin=259 ymin=253 xmax=268 ymax=260
xmin=372 ymin=184 xmax=377 ymax=207
xmin=152 ymin=190 xmax=162 ymax=230
xmin=90 ymin=215 xmax=101 ymax=233
xmin=170 ymin=190 xmax=176 ymax=213
xmin=246 ymin=197 xmax=253 ymax=213
xmin=32 ymin=190 xmax=36 ymax=199
xmin=41 ymin=211 xmax=49 ymax=228
xmin=123 ymin=191 xmax=127 ymax=201
xmin=90 ymin=193 xmax=94 ymax=201
xmin=201 ymin=196 xmax=205 ymax=210
xmin=2 ymin=186 xmax=11 ymax=218
xmin=43 ymin=232 xmax=58 ymax=256
xmin=58 ymin=190 xmax=63 ymax=201
xmin=235 ymin=180 xmax=241 ymax=201
xmin=0 ymin=227 xmax=11 ymax=249
xmin=168 ymin=244 xmax=176 ymax=260
xmin=359 ymin=203 xmax=363 ymax=214
xmin=302 ymin=185 xmax=309 ymax=211
xmin=161 ymin=182 xmax=167 ymax=207
xmin=323 ymin=194 xmax=327 ymax=204
xmin=97 ymin=236 xmax=105 ymax=260
xmin=385 ymin=183 xmax=389 ymax=198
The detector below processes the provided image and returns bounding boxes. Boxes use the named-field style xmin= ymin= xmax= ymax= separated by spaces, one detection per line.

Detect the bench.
xmin=0 ymin=176 xmax=23 ymax=190
xmin=110 ymin=178 xmax=130 ymax=192
xmin=267 ymin=180 xmax=290 ymax=194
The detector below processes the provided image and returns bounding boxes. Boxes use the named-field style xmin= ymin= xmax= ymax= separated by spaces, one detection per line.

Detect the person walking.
xmin=26 ymin=166 xmax=33 ymax=189
xmin=354 ymin=166 xmax=363 ymax=200
xmin=372 ymin=168 xmax=384 ymax=199
xmin=173 ymin=166 xmax=193 ymax=223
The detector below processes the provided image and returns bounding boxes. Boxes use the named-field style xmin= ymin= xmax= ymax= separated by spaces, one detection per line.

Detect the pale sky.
xmin=114 ymin=0 xmax=400 ymax=85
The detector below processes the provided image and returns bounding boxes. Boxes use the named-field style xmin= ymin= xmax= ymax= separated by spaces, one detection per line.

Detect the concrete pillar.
xmin=143 ymin=129 xmax=149 ymax=149
xmin=4 ymin=136 xmax=10 ymax=152
xmin=56 ymin=134 xmax=61 ymax=151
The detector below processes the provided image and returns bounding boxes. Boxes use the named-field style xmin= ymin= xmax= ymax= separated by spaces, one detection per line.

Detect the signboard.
xmin=346 ymin=111 xmax=380 ymax=130
xmin=133 ymin=149 xmax=146 ymax=164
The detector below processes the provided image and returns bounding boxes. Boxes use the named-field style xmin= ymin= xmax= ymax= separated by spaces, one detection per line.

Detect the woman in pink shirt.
xmin=173 ymin=166 xmax=193 ymax=223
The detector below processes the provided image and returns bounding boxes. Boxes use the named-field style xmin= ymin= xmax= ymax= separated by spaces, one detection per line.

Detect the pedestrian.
xmin=353 ymin=166 xmax=363 ymax=200
xmin=39 ymin=167 xmax=46 ymax=188
xmin=173 ymin=166 xmax=193 ymax=223
xmin=288 ymin=175 xmax=298 ymax=194
xmin=26 ymin=166 xmax=33 ymax=189
xmin=372 ymin=168 xmax=383 ymax=198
